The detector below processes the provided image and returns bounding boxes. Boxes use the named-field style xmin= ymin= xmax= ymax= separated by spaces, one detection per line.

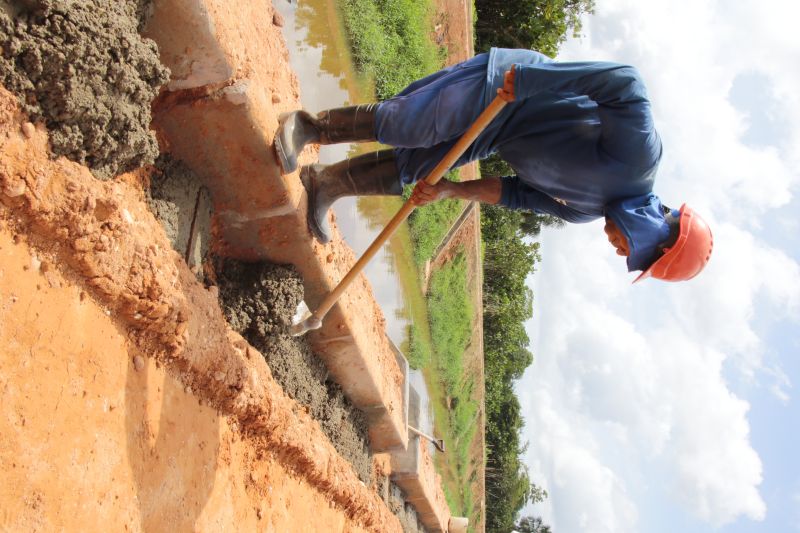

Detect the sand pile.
xmin=0 ymin=0 xmax=169 ymax=178
xmin=216 ymin=260 xmax=373 ymax=483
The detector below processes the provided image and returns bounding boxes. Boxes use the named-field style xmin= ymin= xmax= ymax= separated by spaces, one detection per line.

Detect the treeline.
xmin=476 ymin=1 xmax=594 ymax=530
xmin=475 ymin=0 xmax=594 ymax=57
xmin=481 ymin=199 xmax=540 ymax=533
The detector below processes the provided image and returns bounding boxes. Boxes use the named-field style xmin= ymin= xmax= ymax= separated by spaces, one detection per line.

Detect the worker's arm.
xmin=409 ymin=175 xmax=593 ymax=223
xmin=410 ymin=176 xmax=503 ymax=205
xmin=512 ymin=62 xmax=662 ymax=167
xmin=497 ymin=176 xmax=595 ymax=223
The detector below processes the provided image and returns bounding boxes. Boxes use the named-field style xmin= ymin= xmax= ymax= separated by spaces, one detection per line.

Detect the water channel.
xmin=273 ymin=0 xmax=435 ymax=438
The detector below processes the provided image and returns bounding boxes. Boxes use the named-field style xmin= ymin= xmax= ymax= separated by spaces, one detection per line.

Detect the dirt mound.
xmin=0 ymin=0 xmax=169 ymax=179
xmin=217 ymin=260 xmax=372 ymax=484
xmin=374 ymin=475 xmax=427 ymax=533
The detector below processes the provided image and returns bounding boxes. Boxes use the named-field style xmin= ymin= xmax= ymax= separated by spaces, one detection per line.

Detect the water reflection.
xmin=409 ymin=368 xmax=434 ymax=437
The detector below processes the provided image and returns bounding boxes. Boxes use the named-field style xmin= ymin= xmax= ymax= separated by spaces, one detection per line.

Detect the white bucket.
xmin=448 ymin=516 xmax=469 ymax=533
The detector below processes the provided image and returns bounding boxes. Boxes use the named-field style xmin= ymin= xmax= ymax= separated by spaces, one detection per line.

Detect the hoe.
xmin=291 ymin=94 xmax=508 ymax=336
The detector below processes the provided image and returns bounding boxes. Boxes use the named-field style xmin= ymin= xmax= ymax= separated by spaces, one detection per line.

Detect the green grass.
xmin=338 ymin=0 xmax=445 ymax=100
xmin=407 ymin=322 xmax=433 ymax=368
xmin=404 ymin=169 xmax=465 ymax=266
xmin=423 ymin=250 xmax=478 ymax=519
xmin=428 ymin=252 xmax=472 ymax=394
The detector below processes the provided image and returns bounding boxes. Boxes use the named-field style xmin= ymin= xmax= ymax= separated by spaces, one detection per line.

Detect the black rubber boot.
xmin=274 ymin=104 xmax=379 ymax=174
xmin=300 ymin=149 xmax=402 ymax=243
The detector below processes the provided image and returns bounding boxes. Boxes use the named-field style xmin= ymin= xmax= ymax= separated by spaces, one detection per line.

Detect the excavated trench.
xmin=215 ymin=259 xmax=372 ymax=483
xmin=0 ymin=1 xmax=427 ymax=528
xmin=145 ymin=155 xmax=374 ymax=484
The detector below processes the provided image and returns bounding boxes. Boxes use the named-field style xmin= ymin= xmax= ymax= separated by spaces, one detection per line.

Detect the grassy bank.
xmin=418 ymin=251 xmax=478 ymax=519
xmin=337 ymin=0 xmax=444 ymax=100
xmin=403 ymin=169 xmax=465 ymax=266
xmin=335 ymin=0 xmax=481 ymax=524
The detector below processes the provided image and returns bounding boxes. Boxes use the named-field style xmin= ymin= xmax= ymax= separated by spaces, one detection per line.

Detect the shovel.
xmin=408 ymin=424 xmax=446 ymax=453
xmin=291 ymin=94 xmax=509 ymax=336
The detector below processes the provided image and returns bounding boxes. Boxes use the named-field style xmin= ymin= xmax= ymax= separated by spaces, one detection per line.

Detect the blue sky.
xmin=517 ymin=1 xmax=800 ymax=532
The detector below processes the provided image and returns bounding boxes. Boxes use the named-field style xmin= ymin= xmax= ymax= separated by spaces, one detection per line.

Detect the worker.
xmin=274 ymin=48 xmax=713 ymax=282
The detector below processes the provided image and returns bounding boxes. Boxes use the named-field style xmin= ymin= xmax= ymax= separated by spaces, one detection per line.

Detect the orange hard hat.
xmin=633 ymin=204 xmax=713 ymax=283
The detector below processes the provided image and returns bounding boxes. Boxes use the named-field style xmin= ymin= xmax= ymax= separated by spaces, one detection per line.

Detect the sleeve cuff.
xmin=498 ymin=175 xmax=521 ymax=209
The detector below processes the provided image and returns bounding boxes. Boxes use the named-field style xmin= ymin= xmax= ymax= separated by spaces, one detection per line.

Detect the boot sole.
xmin=299 ymin=167 xmax=332 ymax=244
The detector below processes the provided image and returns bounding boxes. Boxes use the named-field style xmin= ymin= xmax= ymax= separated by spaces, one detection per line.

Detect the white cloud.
xmin=792 ymin=490 xmax=800 ymax=531
xmin=521 ymin=223 xmax=775 ymax=529
xmin=518 ymin=2 xmax=800 ymax=531
xmin=559 ymin=0 xmax=800 ymax=222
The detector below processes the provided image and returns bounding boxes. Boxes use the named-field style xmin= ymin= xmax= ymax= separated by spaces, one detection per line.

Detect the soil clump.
xmin=0 ymin=0 xmax=169 ymax=179
xmin=217 ymin=259 xmax=372 ymax=483
xmin=375 ymin=475 xmax=427 ymax=533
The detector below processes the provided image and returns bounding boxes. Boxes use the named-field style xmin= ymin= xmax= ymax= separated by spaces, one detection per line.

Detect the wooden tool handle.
xmin=312 ymin=95 xmax=509 ymax=322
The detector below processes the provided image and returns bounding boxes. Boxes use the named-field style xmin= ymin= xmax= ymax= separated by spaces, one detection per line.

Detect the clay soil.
xmin=0 ymin=85 xmax=401 ymax=532
xmin=0 ymin=226 xmax=374 ymax=532
xmin=0 ymin=0 xmax=405 ymax=530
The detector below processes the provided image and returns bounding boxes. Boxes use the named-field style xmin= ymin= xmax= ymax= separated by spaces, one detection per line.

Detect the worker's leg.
xmin=393 ymin=140 xmax=479 ymax=185
xmin=374 ymin=53 xmax=489 ymax=149
xmin=274 ymin=103 xmax=379 ymax=174
xmin=274 ymin=53 xmax=490 ymax=174
xmin=301 ymin=149 xmax=401 ymax=243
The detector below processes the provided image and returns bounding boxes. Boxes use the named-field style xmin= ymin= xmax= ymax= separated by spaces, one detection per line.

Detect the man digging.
xmin=274 ymin=47 xmax=713 ymax=283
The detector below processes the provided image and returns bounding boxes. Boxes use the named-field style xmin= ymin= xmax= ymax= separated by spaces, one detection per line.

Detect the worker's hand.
xmin=410 ymin=180 xmax=451 ymax=206
xmin=497 ymin=64 xmax=516 ymax=102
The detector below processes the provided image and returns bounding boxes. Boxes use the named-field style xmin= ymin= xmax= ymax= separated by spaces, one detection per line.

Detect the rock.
xmin=273 ymin=11 xmax=284 ymax=27
xmin=3 ymin=180 xmax=26 ymax=198
xmin=271 ymin=93 xmax=281 ymax=104
xmin=214 ymin=371 xmax=226 ymax=381
xmin=21 ymin=122 xmax=35 ymax=139
xmin=133 ymin=355 xmax=145 ymax=371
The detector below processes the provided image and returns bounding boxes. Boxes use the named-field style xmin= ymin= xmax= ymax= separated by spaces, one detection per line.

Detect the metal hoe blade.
xmin=289 ymin=300 xmax=322 ymax=336
xmin=408 ymin=425 xmax=445 ymax=453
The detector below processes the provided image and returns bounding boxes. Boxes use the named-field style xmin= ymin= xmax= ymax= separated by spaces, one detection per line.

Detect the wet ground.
xmin=215 ymin=259 xmax=372 ymax=484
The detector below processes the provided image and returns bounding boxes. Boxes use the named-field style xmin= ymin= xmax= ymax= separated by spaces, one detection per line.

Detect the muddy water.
xmin=273 ymin=0 xmax=439 ymax=467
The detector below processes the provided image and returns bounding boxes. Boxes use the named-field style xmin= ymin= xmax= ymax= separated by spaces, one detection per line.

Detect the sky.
xmin=517 ymin=1 xmax=800 ymax=532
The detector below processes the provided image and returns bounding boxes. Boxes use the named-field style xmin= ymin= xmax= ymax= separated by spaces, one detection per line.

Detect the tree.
xmin=520 ymin=211 xmax=565 ymax=237
xmin=476 ymin=2 xmax=596 ymax=527
xmin=514 ymin=516 xmax=553 ymax=533
xmin=475 ymin=0 xmax=595 ymax=57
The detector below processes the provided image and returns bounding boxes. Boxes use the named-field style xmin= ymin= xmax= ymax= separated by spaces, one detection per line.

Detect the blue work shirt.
xmin=487 ymin=48 xmax=663 ymax=222
xmin=375 ymin=48 xmax=669 ymax=271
